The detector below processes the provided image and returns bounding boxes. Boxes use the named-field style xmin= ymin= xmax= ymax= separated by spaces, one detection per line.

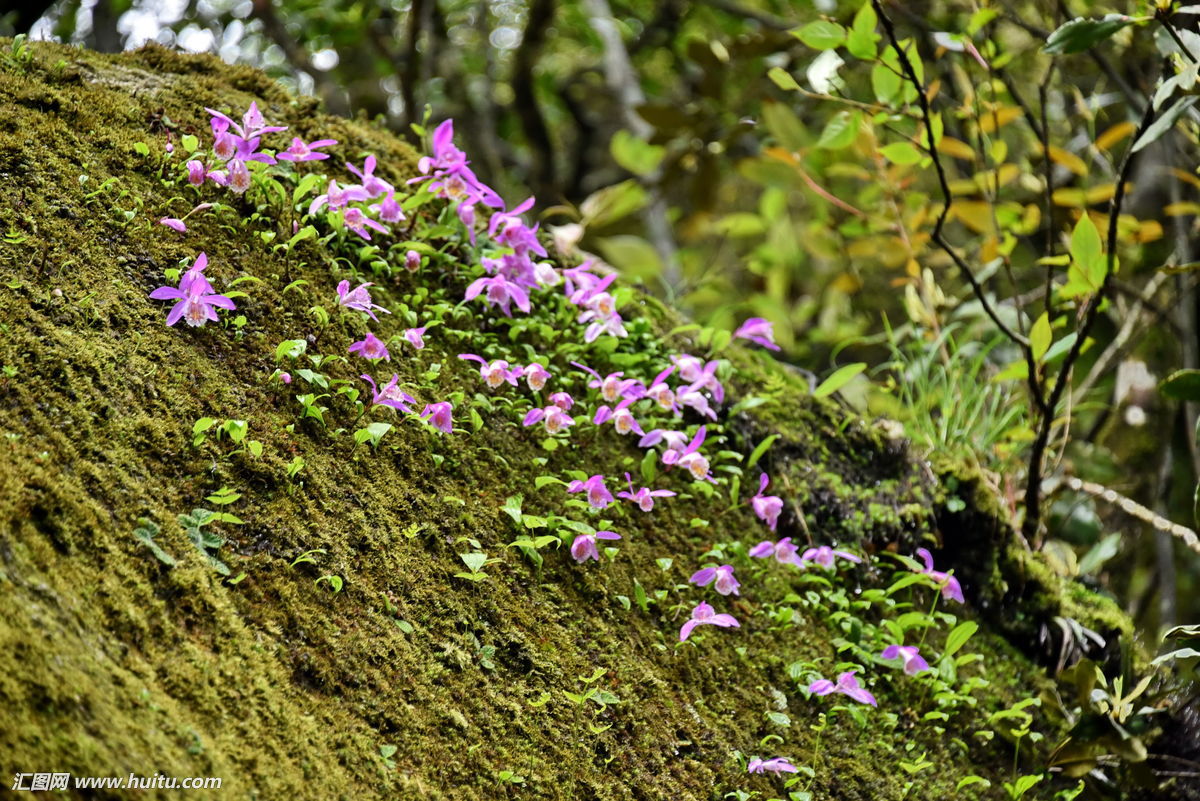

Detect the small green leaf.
xmin=793 ymin=20 xmax=847 ymax=51
xmin=1133 ymin=96 xmax=1200 ymax=153
xmin=1030 ymin=312 xmax=1052 ymax=363
xmin=746 ymin=434 xmax=779 ymax=470
xmin=767 ymin=66 xmax=801 ymax=91
xmin=1043 ymin=15 xmax=1142 ymax=56
xmin=813 ymin=363 xmax=866 ymax=398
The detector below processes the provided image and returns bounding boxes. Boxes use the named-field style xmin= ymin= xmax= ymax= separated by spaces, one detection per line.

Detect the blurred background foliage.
xmin=6 ymin=0 xmax=1200 ymax=653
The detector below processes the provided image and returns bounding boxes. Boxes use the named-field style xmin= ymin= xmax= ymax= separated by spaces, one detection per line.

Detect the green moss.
xmin=0 ymin=40 xmax=1136 ymax=800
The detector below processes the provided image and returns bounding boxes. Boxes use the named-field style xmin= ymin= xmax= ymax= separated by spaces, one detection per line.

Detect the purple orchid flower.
xmin=404 ymin=327 xmax=427 ymax=350
xmin=549 ymin=392 xmax=574 ymax=411
xmin=808 ymin=670 xmax=877 ymax=706
xmin=336 ymin=280 xmax=390 ymax=322
xmin=914 ymin=548 xmax=965 ymax=603
xmin=748 ymin=537 xmax=802 ymax=566
xmin=346 ymin=155 xmax=394 ymax=198
xmin=881 ymin=645 xmax=931 ymax=675
xmin=522 ymin=405 xmax=574 ymax=434
xmin=566 ymin=474 xmax=613 ymax=509
xmin=148 ymin=252 xmax=236 ymax=327
xmin=616 ymin=472 xmax=676 ymax=512
xmin=420 ymin=401 xmax=454 ymax=434
xmin=205 ymin=101 xmax=287 ymax=142
xmin=159 ymin=217 xmax=187 ymax=232
xmin=689 ymin=564 xmax=739 ymax=596
xmin=414 ymin=119 xmax=503 ymax=207
xmin=185 ymin=159 xmax=207 ymax=185
xmin=309 ymin=179 xmax=370 ymax=215
xmin=405 ymin=249 xmax=422 ymax=272
xmin=645 ymin=366 xmax=677 ymax=412
xmin=348 ymin=331 xmax=390 ymax=361
xmin=670 ymin=427 xmax=715 ymax=483
xmin=226 ymin=158 xmax=252 ymax=194
xmin=277 ymin=136 xmax=337 ymax=162
xmin=799 ymin=545 xmax=862 ymax=570
xmin=459 ymin=354 xmax=521 ymax=388
xmin=342 ymin=207 xmax=389 ymax=241
xmin=747 ymin=757 xmax=798 ymax=775
xmin=751 ymin=474 xmax=783 ymax=531
xmin=679 ymin=601 xmax=739 ymax=642
xmin=593 ymin=397 xmax=644 ymax=436
xmin=571 ymin=362 xmax=643 ymax=402
xmin=676 ymin=381 xmax=718 ymax=420
xmin=371 ymin=192 xmax=406 ymax=224
xmin=523 ymin=363 xmax=550 ymax=391
xmin=570 ymin=530 xmax=621 ymax=563
xmin=734 ymin=317 xmax=781 ymax=351
xmin=361 ymin=374 xmax=415 ymax=412
xmin=464 ymin=274 xmax=530 ymax=317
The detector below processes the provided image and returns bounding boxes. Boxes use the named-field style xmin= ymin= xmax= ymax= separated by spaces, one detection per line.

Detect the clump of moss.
xmin=0 ymin=40 xmax=1141 ymax=800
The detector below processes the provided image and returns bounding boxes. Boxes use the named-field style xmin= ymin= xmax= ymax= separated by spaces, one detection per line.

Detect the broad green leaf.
xmin=846 ymin=2 xmax=879 ymax=59
xmin=941 ymin=621 xmax=978 ymax=661
xmin=813 ymin=363 xmax=866 ymax=398
xmin=879 ymin=141 xmax=921 ymax=165
xmin=1133 ymin=96 xmax=1200 ymax=153
xmin=816 ymin=110 xmax=859 ymax=150
xmin=1043 ymin=15 xmax=1142 ymax=55
xmin=1030 ymin=312 xmax=1052 ymax=363
xmin=792 ymin=20 xmax=846 ymax=51
xmin=460 ymin=552 xmax=488 ymax=573
xmin=610 ymin=130 xmax=665 ymax=176
xmin=1160 ymin=369 xmax=1200 ymax=401
xmin=1065 ymin=213 xmax=1105 ymax=297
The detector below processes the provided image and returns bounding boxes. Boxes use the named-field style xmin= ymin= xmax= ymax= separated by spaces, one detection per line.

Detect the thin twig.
xmin=1023 ymin=97 xmax=1159 ymax=539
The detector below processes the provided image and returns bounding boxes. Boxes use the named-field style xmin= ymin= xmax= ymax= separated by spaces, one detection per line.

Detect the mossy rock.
xmin=0 ymin=40 xmax=1149 ymax=800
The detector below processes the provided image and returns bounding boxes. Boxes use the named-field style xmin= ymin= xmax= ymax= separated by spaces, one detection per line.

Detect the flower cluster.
xmin=141 ymin=104 xmax=978 ymax=791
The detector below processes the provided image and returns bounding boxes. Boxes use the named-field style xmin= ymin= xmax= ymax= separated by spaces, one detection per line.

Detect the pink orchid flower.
xmin=570 ymin=530 xmax=621 ymax=563
xmin=616 ymin=472 xmax=675 ymax=512
xmin=566 ymin=474 xmax=613 ymax=509
xmin=668 ymin=427 xmax=714 ymax=482
xmin=404 ymin=327 xmax=427 ymax=350
xmin=881 ymin=645 xmax=931 ymax=675
xmin=915 ymin=548 xmax=965 ymax=603
xmin=277 ymin=136 xmax=337 ymax=162
xmin=688 ymin=564 xmax=739 ymax=596
xmin=336 ymin=280 xmax=390 ymax=322
xmin=751 ymin=474 xmax=783 ymax=531
xmin=749 ymin=537 xmax=802 ymax=566
xmin=346 ymin=154 xmax=394 ymax=198
xmin=523 ymin=363 xmax=551 ymax=391
xmin=148 ymin=252 xmax=236 ymax=328
xmin=799 ymin=545 xmax=862 ymax=570
xmin=734 ymin=317 xmax=781 ymax=351
xmin=464 ymin=274 xmax=530 ymax=317
xmin=361 ymin=374 xmax=415 ymax=412
xmin=420 ymin=402 xmax=454 ymax=434
xmin=645 ymin=366 xmax=677 ymax=412
xmin=747 ymin=757 xmax=798 ymax=775
xmin=593 ymin=398 xmax=644 ymax=436
xmin=808 ymin=670 xmax=876 ymax=706
xmin=348 ymin=331 xmax=390 ymax=361
xmin=523 ymin=405 xmax=574 ymax=434
xmin=458 ymin=354 xmax=521 ymax=388
xmin=549 ymin=392 xmax=574 ymax=411
xmin=679 ymin=601 xmax=739 ymax=642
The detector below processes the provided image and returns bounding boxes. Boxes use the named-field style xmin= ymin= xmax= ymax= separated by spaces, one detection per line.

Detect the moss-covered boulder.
xmin=0 ymin=40 xmax=1149 ymax=800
